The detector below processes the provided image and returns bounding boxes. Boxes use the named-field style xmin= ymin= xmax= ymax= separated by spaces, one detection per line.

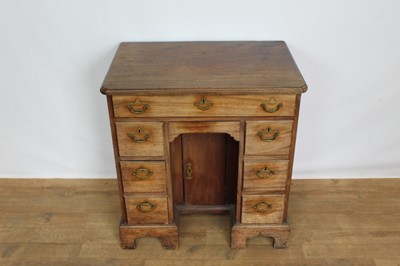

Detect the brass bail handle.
xmin=132 ymin=166 xmax=153 ymax=180
xmin=255 ymin=165 xmax=275 ymax=179
xmin=136 ymin=201 xmax=157 ymax=213
xmin=194 ymin=97 xmax=213 ymax=111
xmin=257 ymin=127 xmax=280 ymax=142
xmin=127 ymin=98 xmax=149 ymax=114
xmin=260 ymin=97 xmax=283 ymax=113
xmin=253 ymin=201 xmax=273 ymax=213
xmin=127 ymin=128 xmax=151 ymax=143
xmin=185 ymin=162 xmax=193 ymax=180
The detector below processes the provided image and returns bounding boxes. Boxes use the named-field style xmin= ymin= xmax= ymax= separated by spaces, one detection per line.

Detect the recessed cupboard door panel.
xmin=182 ymin=134 xmax=226 ymax=205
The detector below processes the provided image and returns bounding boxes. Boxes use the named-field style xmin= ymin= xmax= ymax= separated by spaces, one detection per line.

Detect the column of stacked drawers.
xmin=240 ymin=95 xmax=297 ymax=226
xmin=110 ymin=95 xmax=177 ymax=249
xmin=111 ymin=97 xmax=169 ymax=226
xmin=230 ymin=93 xmax=299 ymax=249
xmin=115 ymin=120 xmax=168 ymax=225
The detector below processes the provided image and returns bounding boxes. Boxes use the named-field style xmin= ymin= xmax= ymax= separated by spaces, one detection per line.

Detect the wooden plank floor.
xmin=0 ymin=179 xmax=399 ymax=265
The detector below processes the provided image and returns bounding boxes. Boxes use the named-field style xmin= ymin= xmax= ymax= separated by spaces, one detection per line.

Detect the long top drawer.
xmin=112 ymin=95 xmax=296 ymax=118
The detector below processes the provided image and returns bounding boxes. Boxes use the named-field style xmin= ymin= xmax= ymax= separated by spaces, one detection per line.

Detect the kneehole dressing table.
xmin=100 ymin=41 xmax=307 ymax=249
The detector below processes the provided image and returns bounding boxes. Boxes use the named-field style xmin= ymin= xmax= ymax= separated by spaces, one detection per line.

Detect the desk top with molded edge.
xmin=101 ymin=41 xmax=307 ymax=95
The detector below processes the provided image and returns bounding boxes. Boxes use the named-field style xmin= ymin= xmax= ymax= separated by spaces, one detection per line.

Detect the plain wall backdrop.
xmin=1 ymin=0 xmax=399 ymax=179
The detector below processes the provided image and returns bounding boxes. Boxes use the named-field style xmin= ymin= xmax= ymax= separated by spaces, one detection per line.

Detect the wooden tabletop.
xmin=101 ymin=41 xmax=307 ymax=95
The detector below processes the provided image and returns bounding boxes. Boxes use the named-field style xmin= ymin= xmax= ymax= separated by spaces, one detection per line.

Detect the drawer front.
xmin=116 ymin=122 xmax=164 ymax=157
xmin=241 ymin=195 xmax=284 ymax=224
xmin=245 ymin=121 xmax=293 ymax=156
xmin=125 ymin=195 xmax=168 ymax=224
xmin=243 ymin=161 xmax=289 ymax=192
xmin=113 ymin=95 xmax=296 ymax=118
xmin=121 ymin=161 xmax=166 ymax=193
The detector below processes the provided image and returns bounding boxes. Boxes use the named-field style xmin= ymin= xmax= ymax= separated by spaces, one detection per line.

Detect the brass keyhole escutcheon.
xmin=185 ymin=162 xmax=193 ymax=180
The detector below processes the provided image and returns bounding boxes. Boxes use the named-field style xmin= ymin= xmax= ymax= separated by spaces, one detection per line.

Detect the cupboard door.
xmin=182 ymin=134 xmax=226 ymax=205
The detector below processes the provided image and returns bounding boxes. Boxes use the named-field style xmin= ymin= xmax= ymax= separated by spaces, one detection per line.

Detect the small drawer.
xmin=245 ymin=121 xmax=293 ymax=156
xmin=116 ymin=122 xmax=164 ymax=157
xmin=243 ymin=161 xmax=289 ymax=192
xmin=241 ymin=195 xmax=285 ymax=224
xmin=125 ymin=195 xmax=168 ymax=225
xmin=120 ymin=161 xmax=166 ymax=193
xmin=112 ymin=95 xmax=296 ymax=118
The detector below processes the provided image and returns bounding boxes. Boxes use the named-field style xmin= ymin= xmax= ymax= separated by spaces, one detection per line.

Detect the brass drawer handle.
xmin=253 ymin=201 xmax=273 ymax=213
xmin=257 ymin=127 xmax=280 ymax=142
xmin=137 ymin=201 xmax=157 ymax=213
xmin=185 ymin=162 xmax=193 ymax=180
xmin=127 ymin=128 xmax=151 ymax=143
xmin=255 ymin=166 xmax=276 ymax=179
xmin=194 ymin=97 xmax=213 ymax=111
xmin=132 ymin=166 xmax=153 ymax=180
xmin=127 ymin=99 xmax=149 ymax=114
xmin=260 ymin=97 xmax=283 ymax=113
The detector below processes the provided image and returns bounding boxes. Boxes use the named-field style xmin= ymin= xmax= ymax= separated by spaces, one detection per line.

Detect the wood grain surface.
xmin=124 ymin=195 xmax=168 ymax=225
xmin=168 ymin=121 xmax=240 ymax=142
xmin=181 ymin=134 xmax=226 ymax=205
xmin=101 ymin=42 xmax=307 ymax=95
xmin=112 ymin=94 xmax=296 ymax=118
xmin=120 ymin=161 xmax=166 ymax=193
xmin=245 ymin=120 xmax=293 ymax=156
xmin=0 ymin=178 xmax=399 ymax=265
xmin=115 ymin=122 xmax=164 ymax=157
xmin=241 ymin=194 xmax=285 ymax=224
xmin=243 ymin=160 xmax=289 ymax=192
